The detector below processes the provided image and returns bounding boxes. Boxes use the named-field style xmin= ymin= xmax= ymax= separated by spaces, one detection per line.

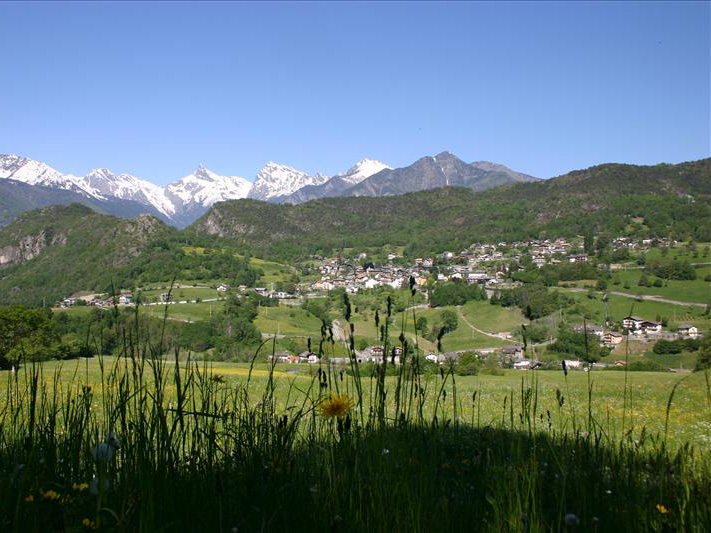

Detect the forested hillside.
xmin=0 ymin=205 xmax=260 ymax=306
xmin=189 ymin=159 xmax=711 ymax=260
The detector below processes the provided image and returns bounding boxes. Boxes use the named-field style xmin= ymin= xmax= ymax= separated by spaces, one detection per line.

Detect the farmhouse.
xmin=622 ymin=316 xmax=663 ymax=335
xmin=501 ymin=345 xmax=524 ymax=361
xmin=677 ymin=323 xmax=699 ymax=338
xmin=216 ymin=284 xmax=231 ymax=292
xmin=604 ymin=331 xmax=624 ymax=346
xmin=118 ymin=294 xmax=132 ymax=305
xmin=573 ymin=324 xmax=604 ymax=340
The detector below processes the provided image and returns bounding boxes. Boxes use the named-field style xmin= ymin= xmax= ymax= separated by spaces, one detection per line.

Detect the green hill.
xmin=188 ymin=159 xmax=711 ymax=259
xmin=0 ymin=205 xmax=174 ymax=305
xmin=0 ymin=204 xmax=260 ymax=306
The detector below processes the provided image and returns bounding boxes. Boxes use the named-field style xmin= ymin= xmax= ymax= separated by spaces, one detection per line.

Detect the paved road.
xmin=560 ymin=287 xmax=706 ymax=308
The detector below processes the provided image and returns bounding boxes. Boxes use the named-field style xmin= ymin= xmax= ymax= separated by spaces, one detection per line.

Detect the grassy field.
xmin=157 ymin=301 xmax=225 ymax=322
xmin=255 ymin=305 xmax=323 ymax=336
xmin=2 ymin=357 xmax=709 ymax=452
xmin=558 ymin=290 xmax=711 ymax=330
xmin=608 ymin=266 xmax=711 ymax=304
xmin=250 ymin=257 xmax=296 ymax=285
xmin=1 ymin=350 xmax=710 ymax=531
xmin=138 ymin=286 xmax=221 ymax=302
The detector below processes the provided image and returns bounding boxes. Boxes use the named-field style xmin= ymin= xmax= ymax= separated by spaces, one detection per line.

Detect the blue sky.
xmin=0 ymin=1 xmax=708 ymax=184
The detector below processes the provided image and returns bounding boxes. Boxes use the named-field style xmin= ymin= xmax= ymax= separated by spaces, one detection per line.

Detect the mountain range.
xmin=0 ymin=152 xmax=536 ymax=227
xmin=0 ymin=158 xmax=708 ymax=305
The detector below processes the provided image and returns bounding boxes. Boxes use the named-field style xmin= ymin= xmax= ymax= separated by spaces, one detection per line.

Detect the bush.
xmin=455 ymin=352 xmax=481 ymax=376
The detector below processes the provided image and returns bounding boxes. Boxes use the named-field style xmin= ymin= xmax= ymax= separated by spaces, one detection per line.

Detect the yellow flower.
xmin=40 ymin=489 xmax=60 ymax=501
xmin=72 ymin=482 xmax=89 ymax=492
xmin=656 ymin=503 xmax=669 ymax=514
xmin=24 ymin=495 xmax=34 ymax=503
xmin=319 ymin=393 xmax=353 ymax=418
xmin=82 ymin=518 xmax=96 ymax=529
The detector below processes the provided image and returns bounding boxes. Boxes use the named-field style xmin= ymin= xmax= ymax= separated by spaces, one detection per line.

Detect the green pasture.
xmin=255 ymin=305 xmax=323 ymax=336
xmin=458 ymin=299 xmax=526 ymax=333
xmin=609 ymin=266 xmax=711 ymax=304
xmin=138 ymin=287 xmax=221 ymax=302
xmin=155 ymin=301 xmax=225 ymax=322
xmin=558 ymin=290 xmax=711 ymax=330
xmin=249 ymin=257 xmax=295 ymax=285
xmin=3 ymin=357 xmax=709 ymax=452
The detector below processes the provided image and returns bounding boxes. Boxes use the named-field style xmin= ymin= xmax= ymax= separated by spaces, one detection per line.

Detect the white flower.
xmin=93 ymin=442 xmax=114 ymax=462
xmin=565 ymin=513 xmax=580 ymax=526
xmin=89 ymin=476 xmax=109 ymax=495
xmin=382 ymin=448 xmax=390 ymax=455
xmin=106 ymin=432 xmax=121 ymax=449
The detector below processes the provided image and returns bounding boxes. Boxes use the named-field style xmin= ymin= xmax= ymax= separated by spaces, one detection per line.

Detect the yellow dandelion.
xmin=72 ymin=482 xmax=89 ymax=492
xmin=24 ymin=495 xmax=34 ymax=503
xmin=40 ymin=489 xmax=60 ymax=501
xmin=319 ymin=393 xmax=353 ymax=418
xmin=656 ymin=503 xmax=669 ymax=514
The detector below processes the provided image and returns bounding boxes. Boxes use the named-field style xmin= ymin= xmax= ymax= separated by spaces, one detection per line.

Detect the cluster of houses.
xmin=60 ymin=293 xmax=133 ymax=308
xmin=269 ymin=344 xmax=526 ymax=367
xmin=309 ymin=238 xmax=599 ymax=293
xmin=572 ymin=316 xmax=702 ymax=348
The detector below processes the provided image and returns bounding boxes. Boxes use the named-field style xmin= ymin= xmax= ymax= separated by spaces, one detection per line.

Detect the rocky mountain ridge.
xmin=0 ymin=152 xmax=535 ymax=227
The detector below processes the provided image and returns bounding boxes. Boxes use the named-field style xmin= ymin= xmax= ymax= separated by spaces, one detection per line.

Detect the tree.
xmin=455 ymin=352 xmax=481 ymax=376
xmin=584 ymin=229 xmax=594 ymax=255
xmin=0 ymin=307 xmax=58 ymax=368
xmin=415 ymin=316 xmax=428 ymax=333
xmin=440 ymin=310 xmax=459 ymax=334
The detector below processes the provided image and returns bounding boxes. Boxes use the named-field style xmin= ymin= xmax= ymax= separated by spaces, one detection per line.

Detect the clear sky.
xmin=0 ymin=1 xmax=708 ymax=184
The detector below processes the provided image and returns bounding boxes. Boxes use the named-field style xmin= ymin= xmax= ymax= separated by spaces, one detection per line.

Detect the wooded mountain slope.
xmin=189 ymin=159 xmax=711 ymax=259
xmin=0 ymin=205 xmax=175 ymax=305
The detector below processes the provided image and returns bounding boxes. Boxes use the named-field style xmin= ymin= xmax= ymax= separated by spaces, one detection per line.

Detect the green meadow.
xmin=1 ymin=350 xmax=709 ymax=532
xmin=608 ymin=266 xmax=711 ymax=304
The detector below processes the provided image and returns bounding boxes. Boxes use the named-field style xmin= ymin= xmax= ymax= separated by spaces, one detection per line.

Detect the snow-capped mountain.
xmin=339 ymin=159 xmax=391 ymax=185
xmin=164 ymin=165 xmax=252 ymax=226
xmin=167 ymin=165 xmax=251 ymax=208
xmin=0 ymin=154 xmax=253 ymax=227
xmin=0 ymin=151 xmax=537 ymax=228
xmin=0 ymin=154 xmax=100 ymax=198
xmin=278 ymin=158 xmax=390 ymax=204
xmin=247 ymin=162 xmax=328 ymax=201
xmin=84 ymin=168 xmax=176 ymax=217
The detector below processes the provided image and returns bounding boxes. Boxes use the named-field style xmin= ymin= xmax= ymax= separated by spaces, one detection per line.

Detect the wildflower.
xmin=24 ymin=495 xmax=34 ymax=503
xmin=565 ymin=513 xmax=579 ymax=527
xmin=656 ymin=503 xmax=669 ymax=514
xmin=106 ymin=432 xmax=121 ymax=449
xmin=82 ymin=518 xmax=96 ymax=529
xmin=319 ymin=393 xmax=353 ymax=418
xmin=89 ymin=477 xmax=109 ymax=496
xmin=93 ymin=432 xmax=121 ymax=462
xmin=40 ymin=489 xmax=60 ymax=501
xmin=382 ymin=448 xmax=390 ymax=456
xmin=93 ymin=443 xmax=114 ymax=462
xmin=72 ymin=482 xmax=89 ymax=492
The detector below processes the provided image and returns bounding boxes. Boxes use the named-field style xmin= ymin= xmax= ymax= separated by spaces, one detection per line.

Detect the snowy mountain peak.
xmin=166 ymin=166 xmax=251 ymax=209
xmin=339 ymin=159 xmax=391 ymax=185
xmin=247 ymin=162 xmax=327 ymax=201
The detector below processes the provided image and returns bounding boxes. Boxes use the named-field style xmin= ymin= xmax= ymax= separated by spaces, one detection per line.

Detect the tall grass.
xmin=0 ymin=289 xmax=710 ymax=531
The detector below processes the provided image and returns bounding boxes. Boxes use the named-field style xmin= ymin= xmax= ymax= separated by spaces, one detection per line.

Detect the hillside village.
xmin=53 ymin=233 xmax=705 ymax=371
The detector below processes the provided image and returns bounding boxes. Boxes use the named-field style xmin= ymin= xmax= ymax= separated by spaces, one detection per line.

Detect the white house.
xmin=677 ymin=324 xmax=699 ymax=339
xmin=216 ymin=284 xmax=231 ymax=292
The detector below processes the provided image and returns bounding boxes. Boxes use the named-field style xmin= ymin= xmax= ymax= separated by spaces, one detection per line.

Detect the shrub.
xmin=455 ymin=352 xmax=481 ymax=376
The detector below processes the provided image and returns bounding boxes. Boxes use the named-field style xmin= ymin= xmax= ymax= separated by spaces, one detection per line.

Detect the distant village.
xmin=57 ymin=235 xmax=700 ymax=370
